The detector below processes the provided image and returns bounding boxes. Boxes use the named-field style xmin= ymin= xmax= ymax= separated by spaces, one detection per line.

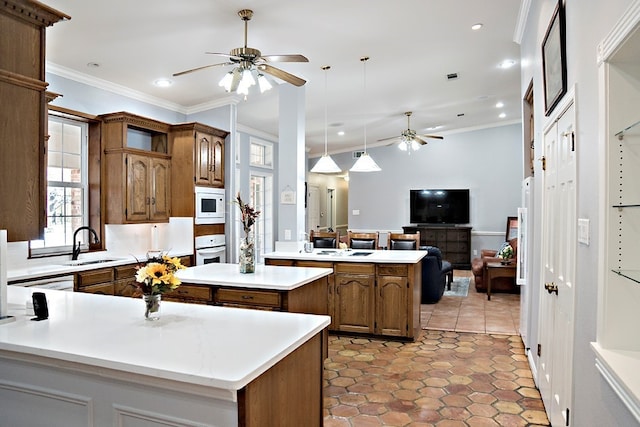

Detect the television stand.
xmin=403 ymin=225 xmax=472 ymax=269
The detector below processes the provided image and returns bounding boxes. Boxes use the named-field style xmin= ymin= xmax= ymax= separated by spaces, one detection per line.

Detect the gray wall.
xmin=310 ymin=123 xmax=523 ymax=258
xmin=520 ymin=0 xmax=638 ymax=425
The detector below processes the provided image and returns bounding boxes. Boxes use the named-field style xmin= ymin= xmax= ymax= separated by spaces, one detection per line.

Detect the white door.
xmin=307 ymin=185 xmax=320 ymax=232
xmin=539 ymin=100 xmax=576 ymax=426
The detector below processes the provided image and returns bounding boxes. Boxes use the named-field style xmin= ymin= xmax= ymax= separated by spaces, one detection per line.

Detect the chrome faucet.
xmin=72 ymin=226 xmax=100 ymax=260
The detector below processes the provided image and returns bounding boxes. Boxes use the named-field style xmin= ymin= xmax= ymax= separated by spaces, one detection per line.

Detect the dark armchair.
xmin=419 ymin=246 xmax=448 ymax=304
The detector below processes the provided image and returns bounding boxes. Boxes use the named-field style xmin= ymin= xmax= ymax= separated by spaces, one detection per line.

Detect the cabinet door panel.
xmin=212 ymin=137 xmax=224 ymax=187
xmin=150 ymin=158 xmax=170 ymax=220
xmin=334 ymin=274 xmax=375 ymax=334
xmin=377 ymin=276 xmax=408 ymax=337
xmin=126 ymin=154 xmax=150 ymax=221
xmin=195 ymin=133 xmax=213 ymax=186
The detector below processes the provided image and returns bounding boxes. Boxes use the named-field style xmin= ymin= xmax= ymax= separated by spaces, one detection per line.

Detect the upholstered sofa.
xmin=471 ymin=237 xmax=519 ymax=293
xmin=419 ymin=246 xmax=448 ymax=304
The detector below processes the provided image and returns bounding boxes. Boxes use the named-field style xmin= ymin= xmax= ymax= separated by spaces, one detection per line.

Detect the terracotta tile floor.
xmin=421 ymin=272 xmax=521 ymax=335
xmin=323 ymin=272 xmax=549 ymax=426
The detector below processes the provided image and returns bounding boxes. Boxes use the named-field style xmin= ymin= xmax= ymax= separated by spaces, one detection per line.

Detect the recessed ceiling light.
xmin=426 ymin=125 xmax=443 ymax=130
xmin=471 ymin=23 xmax=483 ymax=30
xmin=86 ymin=62 xmax=100 ymax=68
xmin=499 ymin=59 xmax=517 ymax=69
xmin=496 ymin=101 xmax=504 ymax=108
xmin=499 ymin=112 xmax=507 ymax=119
xmin=337 ymin=131 xmax=345 ymax=136
xmin=154 ymin=78 xmax=173 ymax=87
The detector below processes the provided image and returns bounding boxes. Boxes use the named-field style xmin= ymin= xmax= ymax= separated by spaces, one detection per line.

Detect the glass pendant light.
xmin=350 ymin=56 xmax=381 ymax=172
xmin=311 ymin=65 xmax=341 ymax=173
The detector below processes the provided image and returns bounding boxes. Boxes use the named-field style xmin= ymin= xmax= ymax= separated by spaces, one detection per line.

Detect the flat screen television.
xmin=410 ymin=189 xmax=470 ymax=225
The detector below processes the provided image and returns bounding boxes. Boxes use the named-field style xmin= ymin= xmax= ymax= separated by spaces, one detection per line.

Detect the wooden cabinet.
xmin=170 ymin=123 xmax=228 ymax=219
xmin=0 ymin=1 xmax=68 ymax=241
xmin=100 ymin=112 xmax=172 ymax=224
xmin=333 ymin=263 xmax=375 ymax=334
xmin=215 ymin=288 xmax=281 ymax=309
xmin=403 ymin=225 xmax=472 ymax=269
xmin=265 ymin=257 xmax=421 ymax=340
xmin=125 ymin=153 xmax=171 ymax=222
xmin=74 ymin=267 xmax=115 ymax=295
xmin=195 ymin=131 xmax=224 ymax=187
xmin=377 ymin=265 xmax=410 ymax=337
xmin=77 ymin=256 xmax=193 ymax=298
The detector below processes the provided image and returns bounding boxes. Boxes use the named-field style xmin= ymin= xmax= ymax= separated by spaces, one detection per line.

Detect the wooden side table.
xmin=485 ymin=262 xmax=516 ymax=300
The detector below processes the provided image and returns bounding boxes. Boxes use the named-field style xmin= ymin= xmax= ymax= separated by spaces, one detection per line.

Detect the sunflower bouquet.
xmin=135 ymin=254 xmax=187 ymax=295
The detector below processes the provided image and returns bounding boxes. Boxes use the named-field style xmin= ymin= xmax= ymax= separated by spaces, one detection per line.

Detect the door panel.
xmin=539 ymin=101 xmax=576 ymax=427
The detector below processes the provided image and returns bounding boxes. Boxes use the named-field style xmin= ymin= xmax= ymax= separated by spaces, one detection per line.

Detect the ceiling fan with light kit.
xmin=378 ymin=112 xmax=443 ymax=152
xmin=173 ymin=9 xmax=308 ymax=96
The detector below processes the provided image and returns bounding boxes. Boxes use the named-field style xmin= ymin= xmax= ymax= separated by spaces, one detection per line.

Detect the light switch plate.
xmin=578 ymin=218 xmax=590 ymax=245
xmin=352 ymin=209 xmax=360 ymax=216
xmin=284 ymin=229 xmax=291 ymax=240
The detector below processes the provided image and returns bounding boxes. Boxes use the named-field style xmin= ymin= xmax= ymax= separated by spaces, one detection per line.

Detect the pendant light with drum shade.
xmin=311 ymin=66 xmax=341 ymax=173
xmin=350 ymin=56 xmax=381 ymax=172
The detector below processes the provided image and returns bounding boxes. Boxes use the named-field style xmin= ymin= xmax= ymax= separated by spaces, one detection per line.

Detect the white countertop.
xmin=0 ymin=286 xmax=329 ymax=399
xmin=176 ymin=263 xmax=333 ymax=290
xmin=8 ymin=251 xmax=191 ymax=283
xmin=264 ymin=249 xmax=428 ymax=264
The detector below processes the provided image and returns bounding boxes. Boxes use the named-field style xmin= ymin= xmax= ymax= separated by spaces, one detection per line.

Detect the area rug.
xmin=443 ymin=277 xmax=470 ymax=297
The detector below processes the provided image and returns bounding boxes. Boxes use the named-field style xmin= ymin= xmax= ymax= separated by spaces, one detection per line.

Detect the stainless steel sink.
xmin=62 ymin=259 xmax=120 ymax=266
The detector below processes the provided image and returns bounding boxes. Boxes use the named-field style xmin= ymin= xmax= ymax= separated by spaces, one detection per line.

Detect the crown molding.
xmin=597 ymin=0 xmax=640 ymax=64
xmin=513 ymin=0 xmax=532 ymax=45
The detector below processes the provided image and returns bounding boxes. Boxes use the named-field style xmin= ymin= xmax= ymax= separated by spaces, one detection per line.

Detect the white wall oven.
xmin=195 ymin=187 xmax=225 ymax=225
xmin=195 ymin=234 xmax=226 ymax=265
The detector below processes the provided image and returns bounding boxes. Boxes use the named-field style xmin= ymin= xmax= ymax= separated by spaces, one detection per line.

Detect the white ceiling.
xmin=43 ymin=0 xmax=523 ymax=157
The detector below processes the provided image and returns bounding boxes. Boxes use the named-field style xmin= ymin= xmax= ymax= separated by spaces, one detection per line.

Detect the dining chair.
xmin=346 ymin=231 xmax=379 ymax=249
xmin=309 ymin=230 xmax=340 ymax=248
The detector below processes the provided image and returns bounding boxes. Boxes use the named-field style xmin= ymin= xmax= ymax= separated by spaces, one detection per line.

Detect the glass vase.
xmin=143 ymin=294 xmax=161 ymax=320
xmin=239 ymin=235 xmax=255 ymax=274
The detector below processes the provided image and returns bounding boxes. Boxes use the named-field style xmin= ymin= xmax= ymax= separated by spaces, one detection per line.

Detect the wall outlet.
xmin=284 ymin=229 xmax=291 ymax=240
xmin=352 ymin=209 xmax=360 ymax=216
xmin=473 ymin=249 xmax=478 ymax=256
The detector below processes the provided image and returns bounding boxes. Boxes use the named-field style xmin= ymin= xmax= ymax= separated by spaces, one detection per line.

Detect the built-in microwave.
xmin=194 ymin=187 xmax=225 ymax=224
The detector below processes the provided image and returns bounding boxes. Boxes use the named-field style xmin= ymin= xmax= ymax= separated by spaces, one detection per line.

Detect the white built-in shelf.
xmin=615 ymin=118 xmax=640 ymax=139
xmin=612 ymin=269 xmax=640 ymax=284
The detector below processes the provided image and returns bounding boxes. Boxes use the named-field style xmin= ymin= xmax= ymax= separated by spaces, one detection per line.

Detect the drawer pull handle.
xmin=242 ymin=295 xmax=254 ymax=300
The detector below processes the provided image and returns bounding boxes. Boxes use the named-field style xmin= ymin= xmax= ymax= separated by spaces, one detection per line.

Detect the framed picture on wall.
xmin=542 ymin=0 xmax=567 ymax=116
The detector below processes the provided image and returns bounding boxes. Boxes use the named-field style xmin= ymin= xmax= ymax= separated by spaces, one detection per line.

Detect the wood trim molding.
xmin=170 ymin=122 xmax=229 ymax=138
xmin=1 ymin=0 xmax=70 ymax=27
xmin=0 ymin=69 xmax=47 ymax=91
xmin=99 ymin=111 xmax=171 ymax=133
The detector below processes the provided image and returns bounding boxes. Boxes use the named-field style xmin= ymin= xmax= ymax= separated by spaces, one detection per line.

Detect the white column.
xmin=278 ymin=84 xmax=306 ymax=242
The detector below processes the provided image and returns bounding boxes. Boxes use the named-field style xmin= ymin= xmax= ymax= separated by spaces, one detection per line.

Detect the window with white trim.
xmin=30 ymin=114 xmax=88 ymax=254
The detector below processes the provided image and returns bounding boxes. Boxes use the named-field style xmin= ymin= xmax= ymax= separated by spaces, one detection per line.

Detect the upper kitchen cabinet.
xmin=0 ymin=1 xmax=69 ymax=241
xmin=171 ymin=123 xmax=227 ymax=190
xmin=100 ymin=112 xmax=172 ymax=224
xmin=170 ymin=123 xmax=228 ymax=218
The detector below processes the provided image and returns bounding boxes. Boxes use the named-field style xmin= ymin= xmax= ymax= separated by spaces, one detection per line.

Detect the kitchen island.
xmin=0 ymin=286 xmax=329 ymax=427
xmin=264 ymin=249 xmax=427 ymax=340
xmin=175 ymin=263 xmax=332 ymax=315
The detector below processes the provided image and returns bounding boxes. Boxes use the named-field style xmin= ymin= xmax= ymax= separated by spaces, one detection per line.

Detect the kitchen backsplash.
xmin=105 ymin=217 xmax=194 ymax=257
